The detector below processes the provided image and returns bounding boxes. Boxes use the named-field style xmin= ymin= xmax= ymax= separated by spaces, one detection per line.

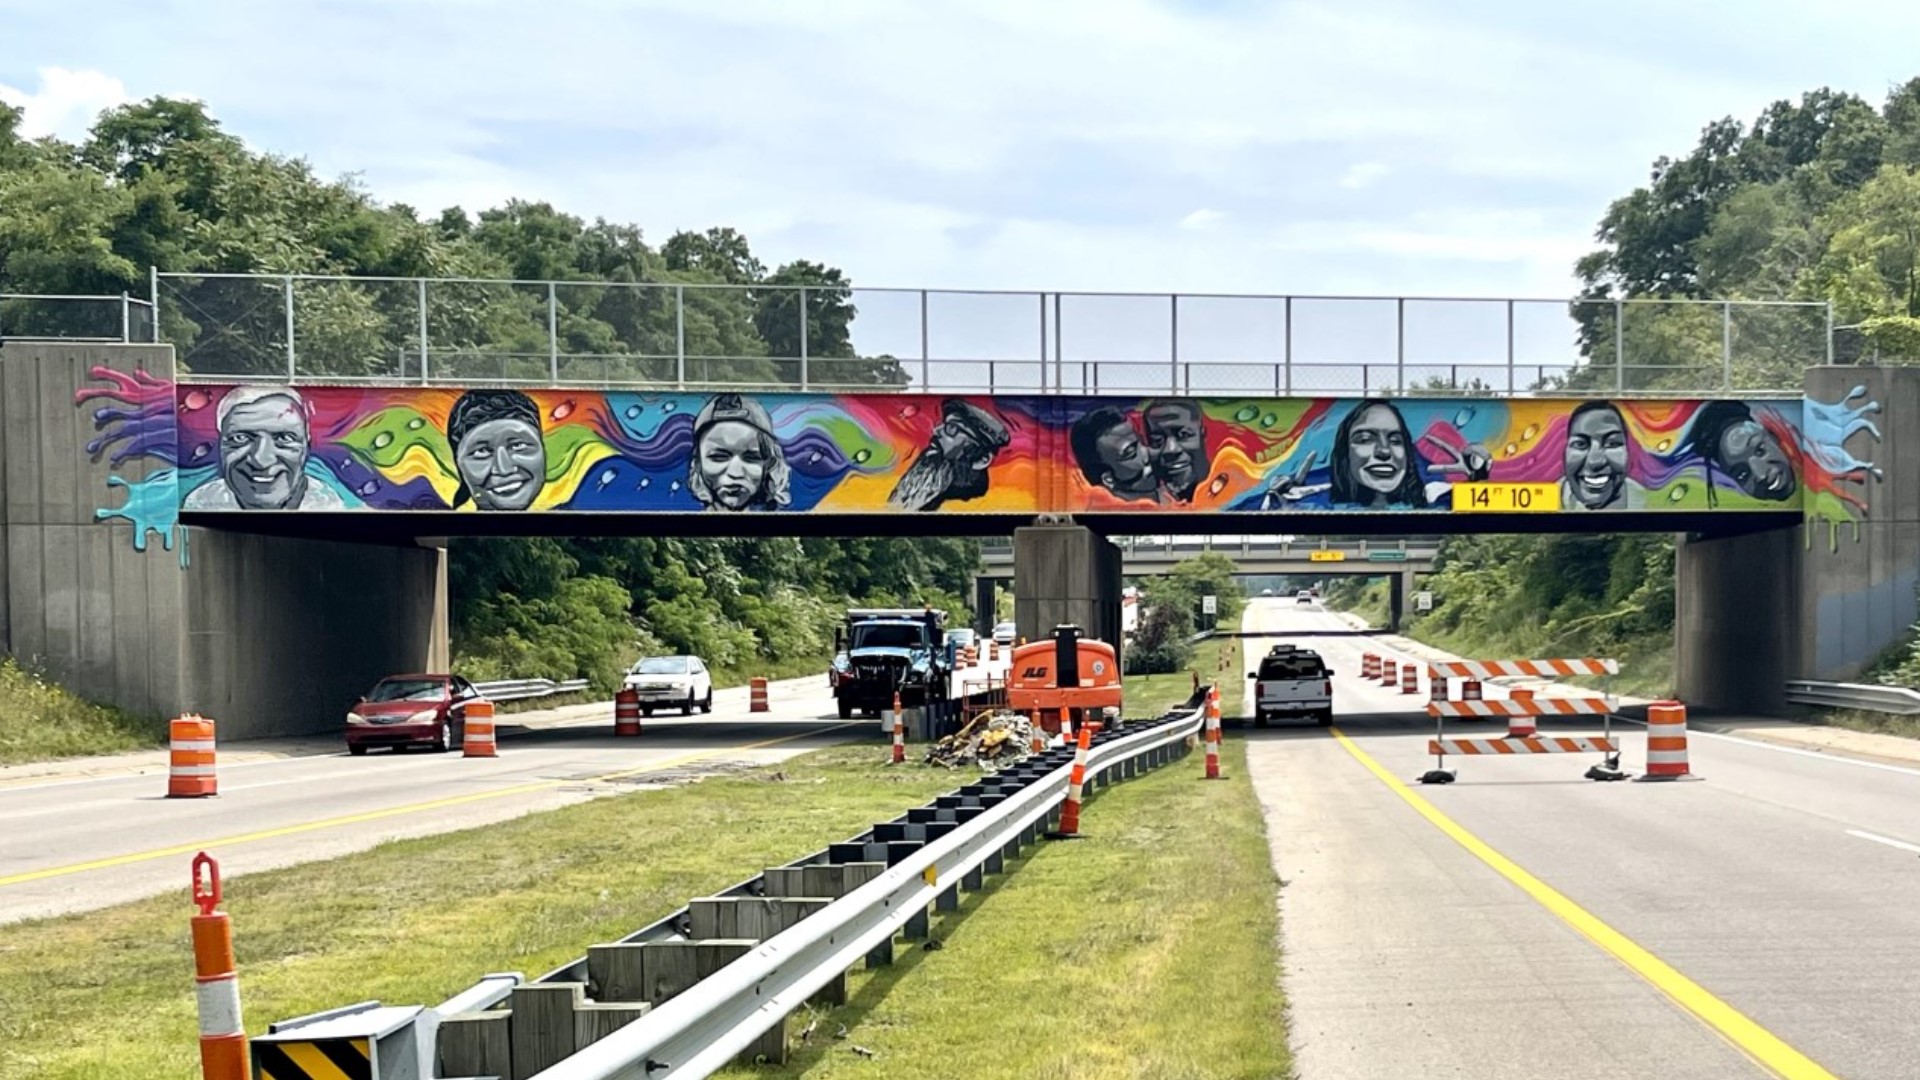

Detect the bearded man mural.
xmin=887 ymin=399 xmax=1012 ymax=511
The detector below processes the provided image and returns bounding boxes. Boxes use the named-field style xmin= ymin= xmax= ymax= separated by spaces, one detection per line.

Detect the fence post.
xmin=1613 ymin=298 xmax=1625 ymax=393
xmin=283 ymin=275 xmax=296 ymax=380
xmin=1037 ymin=292 xmax=1048 ymax=393
xmin=919 ymin=288 xmax=930 ymax=390
xmin=417 ymin=278 xmax=430 ymax=384
xmin=675 ymin=284 xmax=687 ymax=388
xmin=1506 ymin=298 xmax=1516 ymax=395
xmin=1395 ymin=296 xmax=1405 ymax=392
xmin=1053 ymin=292 xmax=1064 ymax=393
xmin=1168 ymin=294 xmax=1182 ymax=393
xmin=1825 ymin=301 xmax=1836 ymax=366
xmin=1283 ymin=295 xmax=1292 ymax=396
xmin=798 ymin=285 xmax=809 ymax=390
xmin=119 ymin=292 xmax=131 ymax=343
xmin=547 ymin=282 xmax=559 ymax=383
xmin=1722 ymin=300 xmax=1733 ymax=391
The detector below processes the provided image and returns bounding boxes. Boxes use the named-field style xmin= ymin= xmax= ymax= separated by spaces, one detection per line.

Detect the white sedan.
xmin=623 ymin=655 xmax=714 ymax=715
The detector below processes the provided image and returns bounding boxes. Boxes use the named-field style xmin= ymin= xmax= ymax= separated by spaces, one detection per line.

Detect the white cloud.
xmin=0 ymin=67 xmax=130 ymax=140
xmin=1180 ymin=209 xmax=1226 ymax=230
xmin=1339 ymin=162 xmax=1391 ymax=190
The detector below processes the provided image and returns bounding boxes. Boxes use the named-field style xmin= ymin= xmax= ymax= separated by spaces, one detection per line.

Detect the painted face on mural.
xmin=1718 ymin=419 xmax=1795 ymax=500
xmin=1144 ymin=400 xmax=1205 ymax=500
xmin=457 ymin=418 xmax=546 ymax=510
xmin=447 ymin=390 xmax=547 ymax=511
xmin=1071 ymin=407 xmax=1158 ymax=500
xmin=889 ymin=399 xmax=1012 ymax=512
xmin=1563 ymin=404 xmax=1629 ymax=509
xmin=698 ymin=421 xmax=771 ymax=510
xmin=1345 ymin=404 xmax=1408 ymax=498
xmin=219 ymin=393 xmax=310 ymax=509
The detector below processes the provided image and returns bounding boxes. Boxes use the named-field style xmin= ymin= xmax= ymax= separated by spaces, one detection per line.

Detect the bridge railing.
xmin=148 ymin=272 xmax=1824 ymax=397
xmin=979 ymin=535 xmax=1442 ymax=563
xmin=0 ymin=293 xmax=158 ymax=344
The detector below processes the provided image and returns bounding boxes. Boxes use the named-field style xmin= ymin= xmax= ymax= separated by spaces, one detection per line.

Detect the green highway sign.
xmin=1368 ymin=551 xmax=1409 ymax=562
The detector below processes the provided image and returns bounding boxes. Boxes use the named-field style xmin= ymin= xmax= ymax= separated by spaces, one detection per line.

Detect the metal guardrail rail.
xmin=534 ymin=704 xmax=1205 ymax=1079
xmin=473 ymin=678 xmax=591 ymax=703
xmin=1784 ymin=679 xmax=1920 ymax=716
xmin=253 ymin=698 xmax=1206 ymax=1080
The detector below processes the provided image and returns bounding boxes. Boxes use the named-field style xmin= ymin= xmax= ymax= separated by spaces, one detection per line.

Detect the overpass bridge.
xmin=0 ymin=280 xmax=1898 ymax=736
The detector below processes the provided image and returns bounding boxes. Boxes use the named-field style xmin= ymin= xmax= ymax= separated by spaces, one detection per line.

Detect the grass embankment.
xmin=1123 ymin=671 xmax=1206 ymax=717
xmin=715 ymin=738 xmax=1289 ymax=1080
xmin=0 ymin=745 xmax=958 ymax=1080
xmin=1818 ymin=710 xmax=1920 ymax=740
xmin=0 ymin=657 xmax=163 ymax=764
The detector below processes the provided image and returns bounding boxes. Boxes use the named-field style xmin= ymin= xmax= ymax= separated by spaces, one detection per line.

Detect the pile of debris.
xmin=924 ymin=710 xmax=1038 ymax=769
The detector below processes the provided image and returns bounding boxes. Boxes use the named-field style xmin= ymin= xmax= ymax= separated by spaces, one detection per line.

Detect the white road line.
xmin=1845 ymin=829 xmax=1920 ymax=855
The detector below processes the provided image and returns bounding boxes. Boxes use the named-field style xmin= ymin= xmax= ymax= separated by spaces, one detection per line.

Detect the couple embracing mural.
xmin=1071 ymin=399 xmax=1207 ymax=504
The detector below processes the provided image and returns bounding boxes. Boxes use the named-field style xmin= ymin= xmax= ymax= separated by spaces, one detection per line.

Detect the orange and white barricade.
xmin=988 ymin=641 xmax=1000 ymax=662
xmin=1362 ymin=653 xmax=1379 ymax=679
xmin=1399 ymin=664 xmax=1419 ymax=696
xmin=462 ymin=699 xmax=497 ymax=758
xmin=1378 ymin=659 xmax=1397 ymax=688
xmin=1640 ymin=701 xmax=1694 ymax=780
xmin=1419 ymin=657 xmax=1622 ymax=783
xmin=191 ymin=853 xmax=247 ymax=1080
xmin=168 ymin=714 xmax=218 ymax=798
xmin=748 ymin=677 xmax=769 ymax=713
xmin=614 ymin=688 xmax=642 ymax=736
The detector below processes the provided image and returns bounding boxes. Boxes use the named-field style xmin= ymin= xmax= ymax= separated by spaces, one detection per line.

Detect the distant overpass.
xmin=978 ymin=535 xmax=1439 ymax=575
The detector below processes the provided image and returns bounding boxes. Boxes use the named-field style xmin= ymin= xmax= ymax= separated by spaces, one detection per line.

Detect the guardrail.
xmin=979 ymin=536 xmax=1442 ymax=565
xmin=1784 ymin=679 xmax=1920 ymax=716
xmin=473 ymin=678 xmax=591 ymax=703
xmin=253 ymin=698 xmax=1207 ymax=1079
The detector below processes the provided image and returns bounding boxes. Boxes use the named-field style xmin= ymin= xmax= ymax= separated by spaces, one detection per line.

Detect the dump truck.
xmin=828 ymin=607 xmax=952 ymax=718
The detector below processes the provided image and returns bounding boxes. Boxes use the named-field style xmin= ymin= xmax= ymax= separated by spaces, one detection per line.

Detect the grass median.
xmin=0 ymin=657 xmax=164 ymax=764
xmin=715 ymin=737 xmax=1290 ymax=1080
xmin=0 ymin=744 xmax=958 ymax=1080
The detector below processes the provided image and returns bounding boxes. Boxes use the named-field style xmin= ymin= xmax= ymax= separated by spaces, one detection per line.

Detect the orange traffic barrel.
xmin=463 ymin=699 xmax=497 ymax=758
xmin=1400 ymin=664 xmax=1419 ymax=695
xmin=1379 ymin=659 xmax=1397 ymax=687
xmin=1507 ymin=687 xmax=1537 ymax=737
xmin=1461 ymin=679 xmax=1483 ymax=701
xmin=749 ymin=677 xmax=770 ymax=713
xmin=1643 ymin=701 xmax=1692 ymax=779
xmin=168 ymin=714 xmax=217 ymax=798
xmin=614 ymin=688 xmax=642 ymax=736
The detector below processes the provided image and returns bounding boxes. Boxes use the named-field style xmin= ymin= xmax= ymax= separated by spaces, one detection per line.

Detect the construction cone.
xmin=1639 ymin=701 xmax=1694 ymax=780
xmin=1029 ymin=709 xmax=1046 ymax=754
xmin=890 ymin=691 xmax=906 ymax=764
xmin=1048 ymin=722 xmax=1094 ymax=840
xmin=1202 ymin=687 xmax=1224 ymax=780
xmin=462 ymin=700 xmax=497 ymax=758
xmin=190 ymin=853 xmax=247 ymax=1080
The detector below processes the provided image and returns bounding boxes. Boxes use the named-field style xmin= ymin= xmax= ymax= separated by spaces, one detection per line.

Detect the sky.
xmin=2 ymin=0 xmax=1915 ymax=388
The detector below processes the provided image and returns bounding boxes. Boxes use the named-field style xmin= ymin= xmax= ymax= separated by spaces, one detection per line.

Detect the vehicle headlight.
xmin=408 ymin=708 xmax=440 ymax=724
xmin=346 ymin=711 xmax=367 ymax=726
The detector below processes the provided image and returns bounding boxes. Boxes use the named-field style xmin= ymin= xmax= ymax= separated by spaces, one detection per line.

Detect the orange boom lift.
xmin=1007 ymin=625 xmax=1123 ymax=735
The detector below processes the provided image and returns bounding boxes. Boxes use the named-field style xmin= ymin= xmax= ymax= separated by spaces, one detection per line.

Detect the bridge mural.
xmin=76 ymin=372 xmax=1882 ymax=533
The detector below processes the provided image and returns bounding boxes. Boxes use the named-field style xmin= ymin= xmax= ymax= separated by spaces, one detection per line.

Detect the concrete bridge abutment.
xmin=1011 ymin=524 xmax=1122 ymax=651
xmin=0 ymin=342 xmax=448 ymax=739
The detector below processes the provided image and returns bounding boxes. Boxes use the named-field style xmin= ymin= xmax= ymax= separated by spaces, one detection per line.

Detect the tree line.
xmin=0 ymin=97 xmax=969 ymax=689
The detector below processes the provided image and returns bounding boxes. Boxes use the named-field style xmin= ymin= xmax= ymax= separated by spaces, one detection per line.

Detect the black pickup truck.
xmin=828 ymin=608 xmax=953 ymax=717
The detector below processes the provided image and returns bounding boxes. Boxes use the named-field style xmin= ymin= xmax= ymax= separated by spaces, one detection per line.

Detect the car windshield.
xmin=853 ymin=624 xmax=923 ymax=650
xmin=995 ymin=623 xmax=1014 ymax=633
xmin=947 ymin=631 xmax=975 ymax=645
xmin=366 ymin=678 xmax=444 ymax=702
xmin=635 ymin=657 xmax=689 ymax=675
xmin=1260 ymin=655 xmax=1326 ymax=680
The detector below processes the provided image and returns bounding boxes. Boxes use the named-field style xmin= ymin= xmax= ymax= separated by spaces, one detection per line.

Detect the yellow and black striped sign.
xmin=254 ymin=1037 xmax=372 ymax=1080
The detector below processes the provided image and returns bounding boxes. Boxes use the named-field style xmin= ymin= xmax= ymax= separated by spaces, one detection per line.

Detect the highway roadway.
xmin=1240 ymin=597 xmax=1920 ymax=1080
xmin=0 ymin=665 xmax=991 ymax=926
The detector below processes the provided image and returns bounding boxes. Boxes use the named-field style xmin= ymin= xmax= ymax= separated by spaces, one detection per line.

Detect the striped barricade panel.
xmin=1428 ymin=658 xmax=1620 ymax=680
xmin=1426 ymin=698 xmax=1612 ymax=717
xmin=1428 ymin=736 xmax=1617 ymax=756
xmin=253 ymin=1037 xmax=372 ymax=1080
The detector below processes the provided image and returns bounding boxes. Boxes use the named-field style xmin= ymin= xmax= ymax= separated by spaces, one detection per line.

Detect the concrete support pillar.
xmin=1674 ymin=526 xmax=1801 ymax=715
xmin=972 ymin=574 xmax=1001 ymax=635
xmin=1012 ymin=524 xmax=1122 ymax=647
xmin=1386 ymin=571 xmax=1406 ymax=633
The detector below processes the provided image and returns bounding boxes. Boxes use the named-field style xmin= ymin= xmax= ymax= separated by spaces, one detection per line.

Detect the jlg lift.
xmin=1007 ymin=624 xmax=1122 ymax=735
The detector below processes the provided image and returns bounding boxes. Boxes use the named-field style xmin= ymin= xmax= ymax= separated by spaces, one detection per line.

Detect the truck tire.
xmin=1316 ymin=710 xmax=1333 ymax=726
xmin=837 ymin=698 xmax=853 ymax=720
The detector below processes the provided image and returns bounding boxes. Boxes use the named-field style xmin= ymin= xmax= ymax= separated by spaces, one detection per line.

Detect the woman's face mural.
xmin=698 ymin=419 xmax=772 ymax=510
xmin=1717 ymin=417 xmax=1796 ymax=500
xmin=1346 ymin=403 xmax=1409 ymax=499
xmin=1563 ymin=405 xmax=1629 ymax=509
xmin=448 ymin=390 xmax=547 ymax=511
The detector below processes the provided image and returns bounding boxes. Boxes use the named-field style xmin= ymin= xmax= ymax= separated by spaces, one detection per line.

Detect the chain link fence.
xmin=0 ymin=293 xmax=156 ymax=344
xmin=149 ymin=274 xmax=1828 ymax=396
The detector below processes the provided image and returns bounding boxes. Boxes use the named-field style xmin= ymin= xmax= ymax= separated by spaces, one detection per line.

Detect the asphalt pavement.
xmin=0 ymin=662 xmax=1016 ymax=926
xmin=1241 ymin=597 xmax=1920 ymax=1080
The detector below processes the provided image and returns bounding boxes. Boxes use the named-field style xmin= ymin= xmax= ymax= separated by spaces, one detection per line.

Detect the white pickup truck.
xmin=1249 ymin=646 xmax=1333 ymax=726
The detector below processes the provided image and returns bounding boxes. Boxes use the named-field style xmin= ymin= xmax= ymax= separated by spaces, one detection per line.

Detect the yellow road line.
xmin=1329 ymin=726 xmax=1837 ymax=1080
xmin=0 ymin=725 xmax=851 ymax=888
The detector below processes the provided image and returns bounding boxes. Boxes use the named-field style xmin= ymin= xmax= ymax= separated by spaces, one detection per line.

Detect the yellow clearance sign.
xmin=1308 ymin=550 xmax=1346 ymax=562
xmin=1452 ymin=483 xmax=1562 ymax=513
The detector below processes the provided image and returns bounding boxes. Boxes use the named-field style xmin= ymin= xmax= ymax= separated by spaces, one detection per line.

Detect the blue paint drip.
xmin=95 ymin=468 xmax=183 ymax=563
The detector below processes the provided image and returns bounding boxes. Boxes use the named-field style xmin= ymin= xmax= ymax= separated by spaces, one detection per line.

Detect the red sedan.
xmin=345 ymin=674 xmax=483 ymax=755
